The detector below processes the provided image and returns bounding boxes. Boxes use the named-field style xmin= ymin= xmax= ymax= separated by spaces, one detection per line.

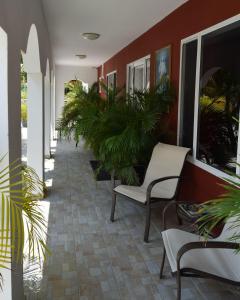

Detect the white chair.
xmin=161 ymin=215 xmax=240 ymax=300
xmin=110 ymin=143 xmax=190 ymax=242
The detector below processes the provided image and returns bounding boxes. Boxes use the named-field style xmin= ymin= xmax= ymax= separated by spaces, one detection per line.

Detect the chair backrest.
xmin=142 ymin=143 xmax=190 ymax=199
xmin=217 ymin=217 xmax=240 ymax=242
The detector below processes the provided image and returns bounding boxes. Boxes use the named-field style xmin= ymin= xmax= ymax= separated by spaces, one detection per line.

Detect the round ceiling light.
xmin=76 ymin=54 xmax=87 ymax=59
xmin=82 ymin=32 xmax=100 ymax=40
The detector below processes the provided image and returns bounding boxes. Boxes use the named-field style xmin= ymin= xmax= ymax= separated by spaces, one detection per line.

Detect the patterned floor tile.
xmin=24 ymin=139 xmax=240 ymax=300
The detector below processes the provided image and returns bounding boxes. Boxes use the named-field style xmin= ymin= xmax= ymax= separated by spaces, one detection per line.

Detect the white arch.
xmin=22 ymin=24 xmax=41 ymax=73
xmin=23 ymin=24 xmax=44 ymax=181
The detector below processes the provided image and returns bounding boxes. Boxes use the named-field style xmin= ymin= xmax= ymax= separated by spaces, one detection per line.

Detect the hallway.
xmin=26 ymin=139 xmax=240 ymax=300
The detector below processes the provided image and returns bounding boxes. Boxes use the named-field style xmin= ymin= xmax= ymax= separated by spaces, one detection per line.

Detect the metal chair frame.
xmin=110 ymin=148 xmax=189 ymax=242
xmin=160 ymin=200 xmax=240 ymax=300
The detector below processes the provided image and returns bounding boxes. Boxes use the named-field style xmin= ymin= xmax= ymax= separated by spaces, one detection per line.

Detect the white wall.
xmin=55 ymin=65 xmax=97 ymax=121
xmin=0 ymin=28 xmax=8 ymax=158
xmin=28 ymin=73 xmax=44 ymax=180
xmin=0 ymin=1 xmax=53 ymax=299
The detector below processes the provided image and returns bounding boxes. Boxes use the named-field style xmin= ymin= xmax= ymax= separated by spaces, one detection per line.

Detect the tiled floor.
xmin=24 ymin=139 xmax=240 ymax=300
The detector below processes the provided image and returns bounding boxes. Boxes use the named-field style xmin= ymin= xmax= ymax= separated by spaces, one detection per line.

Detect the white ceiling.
xmin=42 ymin=0 xmax=188 ymax=67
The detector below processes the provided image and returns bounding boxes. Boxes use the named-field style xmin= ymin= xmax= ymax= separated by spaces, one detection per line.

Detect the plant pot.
xmin=121 ymin=164 xmax=147 ymax=185
xmin=90 ymin=160 xmax=146 ymax=184
xmin=90 ymin=160 xmax=112 ymax=181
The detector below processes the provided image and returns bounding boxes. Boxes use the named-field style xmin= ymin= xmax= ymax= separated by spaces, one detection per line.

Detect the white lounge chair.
xmin=110 ymin=143 xmax=190 ymax=242
xmin=161 ymin=216 xmax=240 ymax=300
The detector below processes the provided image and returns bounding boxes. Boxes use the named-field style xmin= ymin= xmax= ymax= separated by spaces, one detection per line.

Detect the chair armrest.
xmin=146 ymin=176 xmax=180 ymax=204
xmin=177 ymin=241 xmax=240 ymax=272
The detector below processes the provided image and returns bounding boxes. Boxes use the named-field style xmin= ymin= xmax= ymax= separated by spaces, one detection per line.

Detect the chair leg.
xmin=144 ymin=205 xmax=151 ymax=243
xmin=110 ymin=192 xmax=117 ymax=222
xmin=177 ymin=271 xmax=182 ymax=300
xmin=159 ymin=247 xmax=166 ymax=279
xmin=175 ymin=202 xmax=182 ymax=226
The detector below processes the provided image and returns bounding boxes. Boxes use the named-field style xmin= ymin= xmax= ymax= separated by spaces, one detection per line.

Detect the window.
xmin=107 ymin=71 xmax=117 ymax=92
xmin=179 ymin=16 xmax=240 ymax=178
xmin=127 ymin=55 xmax=150 ymax=94
xmin=179 ymin=40 xmax=198 ymax=149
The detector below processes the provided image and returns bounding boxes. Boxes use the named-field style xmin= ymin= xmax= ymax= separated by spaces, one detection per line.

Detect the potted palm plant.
xmin=97 ymin=80 xmax=175 ymax=184
xmin=0 ymin=155 xmax=49 ymax=290
xmin=58 ymin=78 xmax=175 ymax=184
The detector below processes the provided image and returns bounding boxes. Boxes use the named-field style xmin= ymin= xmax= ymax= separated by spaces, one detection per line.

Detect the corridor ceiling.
xmin=42 ymin=0 xmax=188 ymax=67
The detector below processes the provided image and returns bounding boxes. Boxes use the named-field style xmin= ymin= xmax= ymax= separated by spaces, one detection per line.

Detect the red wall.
xmin=98 ymin=0 xmax=240 ymax=202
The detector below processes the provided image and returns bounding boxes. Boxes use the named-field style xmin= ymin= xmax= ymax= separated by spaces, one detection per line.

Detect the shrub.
xmin=21 ymin=102 xmax=28 ymax=125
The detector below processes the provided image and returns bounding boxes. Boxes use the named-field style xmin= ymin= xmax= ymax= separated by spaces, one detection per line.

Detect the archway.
xmin=22 ymin=24 xmax=44 ymax=181
xmin=64 ymin=79 xmax=88 ymax=102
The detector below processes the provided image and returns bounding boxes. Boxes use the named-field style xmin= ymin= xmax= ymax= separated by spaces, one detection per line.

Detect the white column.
xmin=51 ymin=72 xmax=57 ymax=140
xmin=27 ymin=73 xmax=44 ymax=181
xmin=0 ymin=29 xmax=12 ymax=300
xmin=44 ymin=76 xmax=51 ymax=157
xmin=0 ymin=31 xmax=9 ymax=157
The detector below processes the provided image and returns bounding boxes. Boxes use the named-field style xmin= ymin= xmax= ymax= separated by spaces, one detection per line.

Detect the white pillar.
xmin=0 ymin=29 xmax=12 ymax=300
xmin=44 ymin=76 xmax=51 ymax=157
xmin=27 ymin=73 xmax=44 ymax=181
xmin=0 ymin=31 xmax=9 ymax=157
xmin=51 ymin=72 xmax=57 ymax=140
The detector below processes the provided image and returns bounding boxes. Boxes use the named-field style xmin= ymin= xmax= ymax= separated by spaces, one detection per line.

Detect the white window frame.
xmin=126 ymin=54 xmax=150 ymax=94
xmin=178 ymin=14 xmax=240 ymax=182
xmin=99 ymin=64 xmax=105 ymax=93
xmin=106 ymin=70 xmax=117 ymax=91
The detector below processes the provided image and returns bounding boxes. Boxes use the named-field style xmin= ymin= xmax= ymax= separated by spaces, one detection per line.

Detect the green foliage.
xmin=197 ymin=71 xmax=240 ymax=246
xmin=199 ymin=69 xmax=240 ymax=168
xmin=57 ymin=80 xmax=102 ymax=146
xmin=58 ymin=79 xmax=175 ymax=184
xmin=0 ymin=156 xmax=49 ymax=288
xmin=21 ymin=88 xmax=27 ymax=101
xmin=197 ymin=173 xmax=240 ymax=250
xmin=21 ymin=102 xmax=28 ymax=124
xmin=97 ymin=82 xmax=175 ymax=183
xmin=21 ymin=62 xmax=27 ymax=100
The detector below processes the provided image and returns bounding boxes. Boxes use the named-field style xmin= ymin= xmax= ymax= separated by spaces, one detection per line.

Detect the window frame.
xmin=178 ymin=14 xmax=240 ymax=182
xmin=106 ymin=70 xmax=117 ymax=92
xmin=126 ymin=54 xmax=151 ymax=94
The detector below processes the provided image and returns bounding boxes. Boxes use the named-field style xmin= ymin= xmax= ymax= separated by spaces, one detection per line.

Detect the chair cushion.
xmin=142 ymin=143 xmax=190 ymax=200
xmin=114 ymin=184 xmax=173 ymax=204
xmin=162 ymin=229 xmax=240 ymax=282
xmin=114 ymin=143 xmax=190 ymax=203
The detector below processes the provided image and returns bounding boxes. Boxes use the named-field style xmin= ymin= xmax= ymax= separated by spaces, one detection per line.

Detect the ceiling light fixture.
xmin=82 ymin=33 xmax=100 ymax=40
xmin=76 ymin=54 xmax=87 ymax=59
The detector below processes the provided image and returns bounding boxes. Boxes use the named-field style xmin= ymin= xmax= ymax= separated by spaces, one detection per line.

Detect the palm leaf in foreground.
xmin=0 ymin=156 xmax=49 ymax=289
xmin=197 ymin=174 xmax=240 ymax=251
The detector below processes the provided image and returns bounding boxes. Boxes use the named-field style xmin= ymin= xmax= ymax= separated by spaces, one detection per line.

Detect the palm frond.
xmin=59 ymin=79 xmax=175 ymax=184
xmin=197 ymin=177 xmax=240 ymax=251
xmin=0 ymin=157 xmax=49 ymax=282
